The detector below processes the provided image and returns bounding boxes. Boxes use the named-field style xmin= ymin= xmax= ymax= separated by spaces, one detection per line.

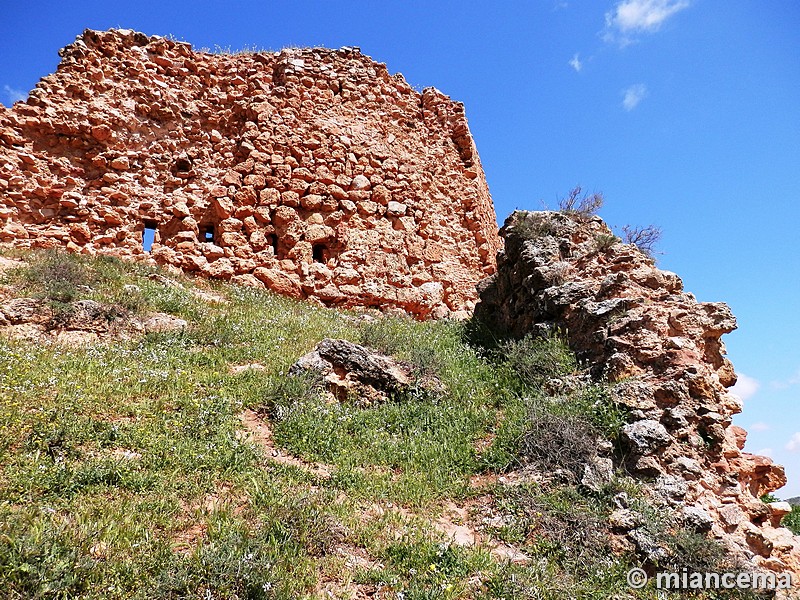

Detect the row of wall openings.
xmin=143 ymin=220 xmax=323 ymax=262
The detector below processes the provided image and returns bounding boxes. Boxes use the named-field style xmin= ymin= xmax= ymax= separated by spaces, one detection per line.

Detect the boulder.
xmin=290 ymin=338 xmax=440 ymax=404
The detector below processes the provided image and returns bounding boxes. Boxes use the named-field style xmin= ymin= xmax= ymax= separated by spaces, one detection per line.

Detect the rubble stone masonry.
xmin=476 ymin=211 xmax=800 ymax=585
xmin=0 ymin=28 xmax=501 ymax=318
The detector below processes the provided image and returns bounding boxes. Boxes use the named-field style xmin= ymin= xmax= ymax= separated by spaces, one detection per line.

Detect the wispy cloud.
xmin=771 ymin=367 xmax=800 ymax=391
xmin=2 ymin=85 xmax=26 ymax=105
xmin=757 ymin=447 xmax=774 ymax=458
xmin=622 ymin=83 xmax=648 ymax=110
xmin=730 ymin=372 xmax=760 ymax=402
xmin=569 ymin=53 xmax=583 ymax=72
xmin=786 ymin=433 xmax=800 ymax=452
xmin=750 ymin=422 xmax=770 ymax=433
xmin=603 ymin=0 xmax=690 ymax=45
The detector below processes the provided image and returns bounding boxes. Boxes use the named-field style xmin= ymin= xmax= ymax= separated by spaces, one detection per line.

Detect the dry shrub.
xmin=558 ymin=186 xmax=603 ymax=218
xmin=519 ymin=408 xmax=600 ymax=483
xmin=621 ymin=224 xmax=662 ymax=257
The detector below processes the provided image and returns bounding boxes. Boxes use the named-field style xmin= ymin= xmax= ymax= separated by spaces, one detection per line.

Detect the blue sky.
xmin=1 ymin=1 xmax=798 ymax=495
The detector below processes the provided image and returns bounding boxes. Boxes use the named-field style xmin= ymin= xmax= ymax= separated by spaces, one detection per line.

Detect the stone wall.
xmin=0 ymin=29 xmax=501 ymax=318
xmin=475 ymin=210 xmax=800 ymax=582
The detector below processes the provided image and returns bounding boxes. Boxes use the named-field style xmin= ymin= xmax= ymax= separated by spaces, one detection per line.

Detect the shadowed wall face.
xmin=0 ymin=28 xmax=501 ymax=318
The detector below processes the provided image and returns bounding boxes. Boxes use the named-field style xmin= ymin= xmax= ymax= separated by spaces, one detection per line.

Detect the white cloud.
xmin=730 ymin=372 xmax=760 ymax=402
xmin=2 ymin=85 xmax=26 ymax=105
xmin=569 ymin=53 xmax=583 ymax=72
xmin=757 ymin=448 xmax=774 ymax=458
xmin=622 ymin=83 xmax=648 ymax=110
xmin=750 ymin=422 xmax=770 ymax=433
xmin=603 ymin=0 xmax=690 ymax=45
xmin=786 ymin=433 xmax=800 ymax=452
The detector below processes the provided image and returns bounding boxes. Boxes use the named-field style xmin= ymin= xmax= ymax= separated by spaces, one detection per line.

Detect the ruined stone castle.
xmin=0 ymin=28 xmax=500 ymax=318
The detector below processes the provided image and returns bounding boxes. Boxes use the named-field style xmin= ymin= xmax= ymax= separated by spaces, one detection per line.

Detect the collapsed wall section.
xmin=475 ymin=210 xmax=800 ymax=581
xmin=0 ymin=28 xmax=501 ymax=318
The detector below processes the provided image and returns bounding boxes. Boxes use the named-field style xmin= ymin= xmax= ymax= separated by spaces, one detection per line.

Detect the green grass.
xmin=784 ymin=505 xmax=800 ymax=535
xmin=0 ymin=249 xmax=753 ymax=598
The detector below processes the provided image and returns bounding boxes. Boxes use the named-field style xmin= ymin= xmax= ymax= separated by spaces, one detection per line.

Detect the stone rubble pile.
xmin=0 ymin=28 xmax=500 ymax=318
xmin=475 ymin=210 xmax=800 ymax=581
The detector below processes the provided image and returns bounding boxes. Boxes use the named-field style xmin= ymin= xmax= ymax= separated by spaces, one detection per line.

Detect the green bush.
xmin=595 ymin=233 xmax=620 ymax=252
xmin=500 ymin=332 xmax=576 ymax=389
xmin=257 ymin=371 xmax=324 ymax=421
xmin=19 ymin=250 xmax=92 ymax=303
xmin=783 ymin=505 xmax=800 ymax=534
xmin=0 ymin=509 xmax=96 ymax=599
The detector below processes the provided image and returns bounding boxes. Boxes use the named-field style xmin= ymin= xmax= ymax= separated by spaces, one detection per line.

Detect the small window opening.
xmin=174 ymin=157 xmax=192 ymax=173
xmin=312 ymin=243 xmax=329 ymax=263
xmin=201 ymin=225 xmax=215 ymax=243
xmin=267 ymin=234 xmax=278 ymax=256
xmin=142 ymin=221 xmax=157 ymax=252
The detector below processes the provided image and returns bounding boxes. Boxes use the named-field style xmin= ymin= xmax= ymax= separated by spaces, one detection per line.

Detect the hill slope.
xmin=2 ymin=246 xmax=797 ymax=599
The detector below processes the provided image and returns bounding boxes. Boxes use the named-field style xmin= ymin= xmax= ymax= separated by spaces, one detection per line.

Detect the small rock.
xmin=655 ymin=475 xmax=688 ymax=503
xmin=110 ymin=156 xmax=130 ymax=170
xmin=609 ymin=509 xmax=644 ymax=531
xmin=628 ymin=527 xmax=670 ymax=563
xmin=143 ymin=313 xmax=187 ymax=334
xmin=580 ymin=456 xmax=613 ymax=492
xmin=682 ymin=506 xmax=714 ymax=532
xmin=290 ymin=338 xmax=442 ymax=404
xmin=349 ymin=174 xmax=371 ymax=191
xmin=623 ymin=420 xmax=673 ymax=454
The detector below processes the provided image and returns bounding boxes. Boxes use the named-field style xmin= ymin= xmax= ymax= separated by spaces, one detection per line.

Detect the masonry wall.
xmin=0 ymin=29 xmax=501 ymax=318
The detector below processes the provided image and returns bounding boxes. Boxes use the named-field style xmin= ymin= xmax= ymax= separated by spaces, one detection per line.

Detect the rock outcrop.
xmin=290 ymin=337 xmax=441 ymax=404
xmin=0 ymin=28 xmax=500 ymax=318
xmin=0 ymin=296 xmax=187 ymax=345
xmin=475 ymin=211 xmax=800 ymax=581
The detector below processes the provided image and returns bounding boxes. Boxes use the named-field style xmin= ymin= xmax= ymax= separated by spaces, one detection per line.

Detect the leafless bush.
xmin=520 ymin=408 xmax=599 ymax=483
xmin=621 ymin=224 xmax=662 ymax=257
xmin=558 ymin=186 xmax=604 ymax=218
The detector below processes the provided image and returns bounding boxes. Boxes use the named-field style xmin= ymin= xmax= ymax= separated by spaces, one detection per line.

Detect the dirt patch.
xmin=172 ymin=522 xmax=207 ymax=555
xmin=229 ymin=363 xmax=267 ymax=375
xmin=363 ymin=498 xmax=530 ymax=565
xmin=0 ymin=256 xmax=24 ymax=275
xmin=0 ymin=296 xmax=186 ymax=345
xmin=435 ymin=500 xmax=531 ymax=564
xmin=314 ymin=544 xmax=385 ymax=599
xmin=239 ymin=409 xmax=332 ymax=479
xmin=171 ymin=483 xmax=247 ymax=555
xmin=468 ymin=472 xmax=499 ymax=489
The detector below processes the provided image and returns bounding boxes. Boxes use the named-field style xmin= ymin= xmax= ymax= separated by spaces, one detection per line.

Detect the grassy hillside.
xmin=0 ymin=250 xmax=759 ymax=599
